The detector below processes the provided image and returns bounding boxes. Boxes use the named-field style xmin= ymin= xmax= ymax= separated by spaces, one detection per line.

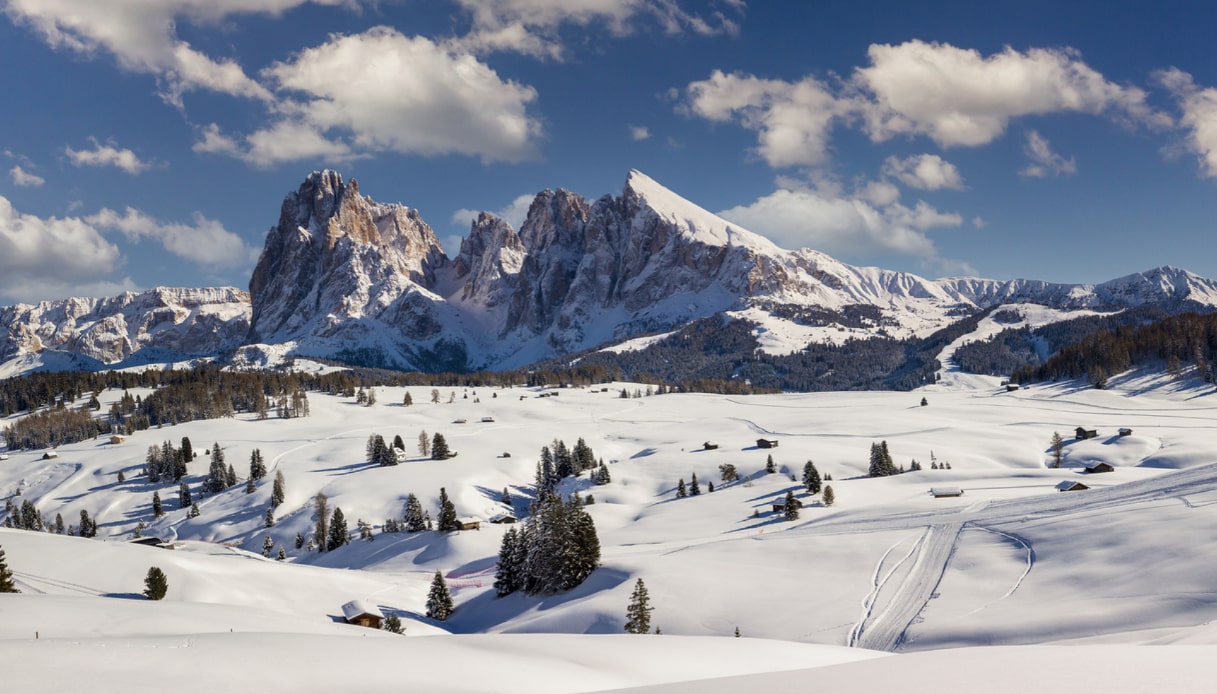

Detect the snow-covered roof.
xmin=930 ymin=487 xmax=964 ymax=497
xmin=457 ymin=517 xmax=481 ymax=525
xmin=1056 ymin=480 xmax=1088 ymax=491
xmin=1082 ymin=461 xmax=1114 ymax=470
xmin=341 ymin=600 xmax=382 ymax=621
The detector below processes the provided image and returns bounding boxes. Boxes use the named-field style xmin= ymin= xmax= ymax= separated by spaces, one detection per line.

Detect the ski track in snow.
xmin=848 ymin=532 xmax=925 ymax=648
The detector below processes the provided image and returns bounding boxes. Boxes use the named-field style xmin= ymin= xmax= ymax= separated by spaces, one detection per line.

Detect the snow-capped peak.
xmin=624 ymin=169 xmax=781 ymax=253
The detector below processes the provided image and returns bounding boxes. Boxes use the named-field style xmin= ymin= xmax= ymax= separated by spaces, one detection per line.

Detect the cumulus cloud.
xmin=452 ymin=193 xmax=535 ymax=231
xmin=854 ymin=40 xmax=1169 ymax=147
xmin=682 ymin=70 xmax=844 ymax=167
xmin=0 ymin=0 xmax=320 ymax=106
xmin=87 ymin=207 xmax=255 ymax=267
xmin=881 ymin=154 xmax=965 ymax=190
xmin=65 ymin=138 xmax=155 ymax=174
xmin=1157 ymin=68 xmax=1217 ymax=180
xmin=630 ymin=125 xmax=651 ymax=141
xmin=1019 ymin=130 xmax=1077 ymax=178
xmin=9 ymin=165 xmax=45 ymax=187
xmin=717 ymin=184 xmax=962 ymax=261
xmin=196 ymin=28 xmax=542 ymax=166
xmin=0 ymin=194 xmax=127 ymax=302
xmin=451 ymin=0 xmax=743 ymax=59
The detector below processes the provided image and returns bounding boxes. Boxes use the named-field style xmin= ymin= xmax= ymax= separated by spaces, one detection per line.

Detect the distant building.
xmin=109 ymin=435 xmax=126 ymax=444
xmin=1056 ymin=480 xmax=1090 ymax=492
xmin=756 ymin=439 xmax=779 ymax=449
xmin=41 ymin=451 xmax=59 ymax=459
xmin=1006 ymin=384 xmax=1020 ymax=392
xmin=481 ymin=417 xmax=495 ymax=423
xmin=930 ymin=487 xmax=964 ymax=498
xmin=489 ymin=512 xmax=516 ymax=524
xmin=1082 ymin=461 xmax=1114 ymax=474
xmin=456 ymin=517 xmax=481 ymax=531
xmin=703 ymin=441 xmax=719 ymax=450
xmin=341 ymin=600 xmax=384 ymax=629
xmin=1075 ymin=427 xmax=1098 ymax=440
xmin=771 ymin=498 xmax=804 ymax=513
xmin=1118 ymin=428 xmax=1133 ymax=437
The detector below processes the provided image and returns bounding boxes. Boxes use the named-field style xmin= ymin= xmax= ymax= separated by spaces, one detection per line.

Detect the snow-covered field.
xmin=4 ymin=371 xmax=1217 ymax=691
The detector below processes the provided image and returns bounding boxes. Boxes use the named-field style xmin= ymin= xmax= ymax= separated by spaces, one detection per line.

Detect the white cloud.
xmin=881 ymin=154 xmax=965 ymax=190
xmin=972 ymin=216 xmax=987 ymax=229
xmin=87 ymin=207 xmax=255 ymax=267
xmin=1019 ymin=130 xmax=1077 ymax=178
xmin=452 ymin=193 xmax=535 ymax=231
xmin=451 ymin=0 xmax=742 ymax=59
xmin=630 ymin=125 xmax=651 ymax=141
xmin=9 ymin=166 xmax=45 ymax=187
xmin=1157 ymin=68 xmax=1217 ymax=180
xmin=0 ymin=194 xmax=126 ymax=302
xmin=199 ymin=27 xmax=540 ymax=166
xmin=718 ymin=185 xmax=962 ymax=260
xmin=65 ymin=138 xmax=155 ymax=175
xmin=854 ymin=40 xmax=1169 ymax=147
xmin=682 ymin=70 xmax=844 ymax=167
xmin=0 ymin=0 xmax=326 ymax=105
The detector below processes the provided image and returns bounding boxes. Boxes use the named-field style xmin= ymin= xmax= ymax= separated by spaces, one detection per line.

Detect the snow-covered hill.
xmin=5 ymin=379 xmax=1217 ymax=690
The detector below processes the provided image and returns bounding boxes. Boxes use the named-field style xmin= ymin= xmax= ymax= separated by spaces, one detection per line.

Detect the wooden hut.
xmin=1082 ymin=461 xmax=1114 ymax=474
xmin=341 ymin=600 xmax=384 ymax=629
xmin=456 ymin=517 xmax=481 ymax=531
xmin=930 ymin=487 xmax=964 ymax=498
xmin=1075 ymin=427 xmax=1098 ymax=440
xmin=1055 ymin=480 xmax=1090 ymax=492
xmin=1118 ymin=428 xmax=1133 ymax=437
xmin=771 ymin=498 xmax=804 ymax=513
xmin=703 ymin=441 xmax=719 ymax=450
xmin=756 ymin=439 xmax=779 ymax=449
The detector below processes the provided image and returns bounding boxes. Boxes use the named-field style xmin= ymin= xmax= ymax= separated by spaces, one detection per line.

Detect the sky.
xmin=1 ymin=0 xmax=1217 ymax=304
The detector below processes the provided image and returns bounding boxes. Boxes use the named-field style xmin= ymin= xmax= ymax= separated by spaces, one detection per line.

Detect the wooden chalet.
xmin=771 ymin=498 xmax=804 ymax=513
xmin=41 ymin=451 xmax=59 ymax=459
xmin=129 ymin=536 xmax=172 ymax=548
xmin=456 ymin=517 xmax=481 ymax=531
xmin=1055 ymin=480 xmax=1090 ymax=492
xmin=341 ymin=600 xmax=384 ymax=629
xmin=1075 ymin=427 xmax=1098 ymax=440
xmin=703 ymin=441 xmax=719 ymax=450
xmin=930 ymin=487 xmax=964 ymax=498
xmin=489 ymin=512 xmax=516 ymax=524
xmin=756 ymin=439 xmax=779 ymax=449
xmin=1006 ymin=384 xmax=1020 ymax=392
xmin=1082 ymin=461 xmax=1115 ymax=474
xmin=481 ymin=416 xmax=495 ymax=423
xmin=1118 ymin=428 xmax=1133 ymax=437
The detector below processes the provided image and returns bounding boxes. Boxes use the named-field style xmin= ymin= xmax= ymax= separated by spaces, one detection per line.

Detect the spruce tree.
xmin=0 ymin=545 xmax=19 ymax=593
xmin=179 ymin=481 xmax=192 ymax=509
xmin=384 ymin=613 xmax=404 ymax=634
xmin=245 ymin=478 xmax=256 ymax=494
xmin=265 ymin=506 xmax=275 ymax=528
xmin=271 ymin=470 xmax=285 ymax=509
xmin=437 ymin=488 xmax=458 ymax=532
xmin=418 ymin=430 xmax=430 ymax=457
xmin=426 ymin=571 xmax=454 ymax=620
xmin=276 ymin=547 xmax=286 ymax=561
xmin=494 ymin=527 xmax=522 ymax=597
xmin=783 ymin=490 xmax=800 ymax=521
xmin=676 ymin=478 xmax=687 ymax=498
xmin=689 ymin=473 xmax=700 ymax=496
xmin=766 ymin=454 xmax=777 ymax=474
xmin=144 ymin=566 xmax=168 ymax=600
xmin=624 ymin=579 xmax=653 ymax=634
xmin=225 ymin=463 xmax=237 ymax=489
xmin=249 ymin=449 xmax=267 ymax=481
xmin=152 ymin=492 xmax=163 ymax=518
xmin=313 ymin=493 xmax=329 ymax=553
xmin=205 ymin=443 xmax=227 ymax=493
xmin=707 ymin=481 xmax=715 ymax=492
xmin=189 ymin=503 xmax=200 ymax=518
xmin=1050 ymin=431 xmax=1064 ymax=468
xmin=262 ymin=535 xmax=274 ymax=557
xmin=404 ymin=493 xmax=426 ymax=532
xmin=802 ymin=460 xmax=822 ymax=494
xmin=403 ymin=392 xmax=413 ymax=407
xmin=327 ymin=507 xmax=348 ymax=551
xmin=431 ymin=433 xmax=450 ymax=460
xmin=393 ymin=434 xmax=405 ymax=451
xmin=54 ymin=513 xmax=64 ymax=534
xmin=823 ymin=485 xmax=835 ymax=506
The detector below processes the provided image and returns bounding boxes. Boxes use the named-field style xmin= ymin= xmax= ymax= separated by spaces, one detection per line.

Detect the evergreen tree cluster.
xmin=868 ymin=441 xmax=899 ymax=477
xmin=204 ymin=443 xmax=234 ymax=494
xmin=78 ymin=510 xmax=99 ymax=538
xmin=365 ymin=434 xmax=399 ymax=466
xmin=802 ymin=460 xmax=822 ymax=494
xmin=144 ymin=439 xmax=190 ymax=483
xmin=533 ymin=437 xmax=601 ymax=495
xmin=249 ymin=449 xmax=267 ymax=480
xmin=494 ymin=493 xmax=600 ymax=597
xmin=3 ymin=498 xmax=44 ymax=531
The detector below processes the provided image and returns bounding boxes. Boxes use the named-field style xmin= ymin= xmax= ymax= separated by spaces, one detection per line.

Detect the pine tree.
xmin=0 ymin=545 xmax=19 ymax=593
xmin=624 ymin=579 xmax=653 ymax=634
xmin=802 ymin=460 xmax=822 ymax=494
xmin=152 ymin=491 xmax=163 ymax=518
xmin=500 ymin=487 xmax=512 ymax=505
xmin=384 ymin=613 xmax=404 ymax=634
xmin=718 ymin=463 xmax=738 ymax=483
xmin=707 ymin=481 xmax=715 ymax=492
xmin=189 ymin=503 xmax=200 ymax=518
xmin=249 ymin=449 xmax=267 ymax=481
xmin=431 ymin=433 xmax=450 ymax=460
xmin=79 ymin=510 xmax=96 ymax=538
xmin=404 ymin=493 xmax=426 ymax=532
xmin=494 ymin=527 xmax=522 ymax=597
xmin=271 ymin=470 xmax=285 ymax=509
xmin=178 ymin=481 xmax=192 ymax=509
xmin=403 ymin=392 xmax=413 ymax=407
xmin=823 ymin=485 xmax=835 ymax=506
xmin=327 ymin=507 xmax=348 ymax=551
xmin=689 ymin=472 xmax=700 ymax=496
xmin=675 ymin=478 xmax=687 ymax=498
xmin=265 ymin=506 xmax=275 ymax=528
xmin=393 ymin=434 xmax=405 ymax=451
xmin=205 ymin=443 xmax=227 ymax=494
xmin=313 ymin=493 xmax=329 ymax=553
xmin=276 ymin=547 xmax=287 ymax=561
xmin=765 ymin=454 xmax=776 ymax=474
xmin=117 ymin=470 xmax=125 ymax=483
xmin=143 ymin=566 xmax=168 ymax=600
xmin=295 ymin=532 xmax=305 ymax=549
xmin=262 ymin=535 xmax=274 ymax=558
xmin=1050 ymin=431 xmax=1064 ymax=468
xmin=180 ymin=437 xmax=193 ymax=466
xmin=54 ymin=513 xmax=64 ymax=534
xmin=225 ymin=463 xmax=237 ymax=488
xmin=783 ymin=490 xmax=800 ymax=521
xmin=418 ymin=430 xmax=430 ymax=457
xmin=245 ymin=477 xmax=256 ymax=494
xmin=437 ymin=488 xmax=458 ymax=532
xmin=426 ymin=571 xmax=454 ymax=620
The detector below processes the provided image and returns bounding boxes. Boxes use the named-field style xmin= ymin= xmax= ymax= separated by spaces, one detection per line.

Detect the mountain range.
xmin=4 ymin=169 xmax=1217 ymax=379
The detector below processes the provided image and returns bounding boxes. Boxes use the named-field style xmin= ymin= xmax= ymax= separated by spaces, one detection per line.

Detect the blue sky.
xmin=2 ymin=0 xmax=1217 ymax=304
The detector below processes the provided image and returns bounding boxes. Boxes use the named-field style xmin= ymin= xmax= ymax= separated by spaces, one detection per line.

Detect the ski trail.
xmin=966 ymin=526 xmax=1034 ymax=609
xmin=848 ymin=531 xmax=926 ymax=648
xmin=853 ymin=521 xmax=964 ymax=652
xmin=12 ymin=571 xmax=103 ymax=596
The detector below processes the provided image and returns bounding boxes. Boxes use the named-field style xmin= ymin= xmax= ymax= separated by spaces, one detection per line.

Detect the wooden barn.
xmin=341 ymin=600 xmax=384 ymax=629
xmin=456 ymin=517 xmax=481 ymax=531
xmin=1082 ymin=461 xmax=1115 ymax=474
xmin=930 ymin=487 xmax=964 ymax=498
xmin=41 ymin=451 xmax=59 ymax=459
xmin=1119 ymin=428 xmax=1133 ymax=437
xmin=1056 ymin=480 xmax=1090 ymax=492
xmin=756 ymin=439 xmax=779 ymax=449
xmin=771 ymin=498 xmax=804 ymax=513
xmin=703 ymin=441 xmax=719 ymax=450
xmin=489 ymin=512 xmax=516 ymax=524
xmin=1075 ymin=427 xmax=1098 ymax=440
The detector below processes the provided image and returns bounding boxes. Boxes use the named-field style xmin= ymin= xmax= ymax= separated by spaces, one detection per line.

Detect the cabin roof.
xmin=342 ymin=599 xmax=383 ymax=621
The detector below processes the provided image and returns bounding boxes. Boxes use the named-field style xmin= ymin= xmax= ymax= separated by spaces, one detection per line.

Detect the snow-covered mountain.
xmin=5 ymin=169 xmax=1217 ymax=375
